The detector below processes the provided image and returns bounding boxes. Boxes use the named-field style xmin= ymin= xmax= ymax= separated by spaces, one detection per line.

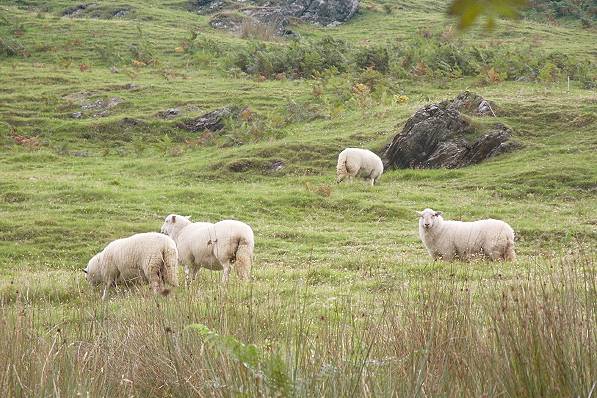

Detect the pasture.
xmin=0 ymin=0 xmax=595 ymax=395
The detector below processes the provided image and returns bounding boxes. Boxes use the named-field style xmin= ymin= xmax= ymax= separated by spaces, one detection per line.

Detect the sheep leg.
xmin=147 ymin=257 xmax=164 ymax=294
xmin=184 ymin=264 xmax=191 ymax=287
xmin=487 ymin=248 xmax=503 ymax=262
xmin=221 ymin=261 xmax=231 ymax=284
xmin=369 ymin=177 xmax=375 ymax=186
xmin=440 ymin=251 xmax=455 ymax=261
xmin=101 ymin=285 xmax=109 ymax=301
xmin=101 ymin=270 xmax=118 ymax=300
xmin=504 ymin=240 xmax=516 ymax=262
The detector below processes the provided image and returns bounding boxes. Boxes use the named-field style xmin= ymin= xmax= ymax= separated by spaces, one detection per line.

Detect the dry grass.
xmin=1 ymin=255 xmax=594 ymax=397
xmin=239 ymin=18 xmax=279 ymax=42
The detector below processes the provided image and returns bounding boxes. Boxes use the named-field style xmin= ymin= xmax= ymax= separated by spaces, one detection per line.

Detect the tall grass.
xmin=1 ymin=255 xmax=594 ymax=397
xmin=239 ymin=19 xmax=279 ymax=42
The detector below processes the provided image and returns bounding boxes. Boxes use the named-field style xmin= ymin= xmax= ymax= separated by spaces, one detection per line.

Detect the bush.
xmin=233 ymin=36 xmax=349 ymax=78
xmin=527 ymin=0 xmax=596 ymax=21
xmin=231 ymin=32 xmax=595 ymax=86
xmin=538 ymin=62 xmax=562 ymax=82
xmin=355 ymin=45 xmax=390 ymax=72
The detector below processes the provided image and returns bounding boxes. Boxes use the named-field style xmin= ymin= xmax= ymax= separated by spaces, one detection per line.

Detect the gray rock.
xmin=286 ymin=0 xmax=359 ymax=26
xmin=442 ymin=90 xmax=497 ymax=116
xmin=119 ymin=117 xmax=144 ymax=127
xmin=382 ymin=94 xmax=519 ymax=169
xmin=178 ymin=106 xmax=241 ymax=132
xmin=81 ymin=97 xmax=123 ymax=111
xmin=63 ymin=3 xmax=95 ymax=17
xmin=270 ymin=160 xmax=285 ymax=171
xmin=112 ymin=9 xmax=129 ymax=18
xmin=198 ymin=0 xmax=359 ymax=34
xmin=209 ymin=13 xmax=246 ymax=32
xmin=158 ymin=108 xmax=181 ymax=119
xmin=71 ymin=112 xmax=83 ymax=119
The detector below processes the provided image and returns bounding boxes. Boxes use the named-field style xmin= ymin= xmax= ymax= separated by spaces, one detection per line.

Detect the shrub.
xmin=355 ymin=45 xmax=390 ymax=72
xmin=230 ymin=32 xmax=595 ymax=86
xmin=538 ymin=62 xmax=562 ymax=82
xmin=354 ymin=67 xmax=387 ymax=90
xmin=128 ymin=25 xmax=158 ymax=66
xmin=527 ymin=0 xmax=595 ymax=21
xmin=233 ymin=36 xmax=349 ymax=78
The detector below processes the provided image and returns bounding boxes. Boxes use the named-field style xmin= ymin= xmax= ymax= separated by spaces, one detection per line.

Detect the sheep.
xmin=84 ymin=232 xmax=179 ymax=300
xmin=160 ymin=214 xmax=254 ymax=284
xmin=417 ymin=208 xmax=516 ymax=262
xmin=336 ymin=148 xmax=384 ymax=186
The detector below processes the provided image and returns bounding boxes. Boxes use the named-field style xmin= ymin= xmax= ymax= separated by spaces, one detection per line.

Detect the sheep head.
xmin=84 ymin=254 xmax=102 ymax=286
xmin=160 ymin=214 xmax=191 ymax=238
xmin=418 ymin=208 xmax=443 ymax=230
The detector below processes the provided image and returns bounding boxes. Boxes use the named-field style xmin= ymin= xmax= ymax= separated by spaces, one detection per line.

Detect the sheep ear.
xmin=416 ymin=211 xmax=423 ymax=217
xmin=185 ymin=215 xmax=192 ymax=220
xmin=172 ymin=215 xmax=176 ymax=223
xmin=82 ymin=268 xmax=87 ymax=274
xmin=434 ymin=211 xmax=443 ymax=217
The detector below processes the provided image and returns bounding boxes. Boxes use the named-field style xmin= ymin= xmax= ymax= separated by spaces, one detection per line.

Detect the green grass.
xmin=0 ymin=0 xmax=596 ymax=396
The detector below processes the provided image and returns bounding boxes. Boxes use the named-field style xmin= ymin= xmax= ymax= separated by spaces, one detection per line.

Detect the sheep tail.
xmin=504 ymin=237 xmax=516 ymax=262
xmin=235 ymin=239 xmax=253 ymax=281
xmin=162 ymin=246 xmax=179 ymax=289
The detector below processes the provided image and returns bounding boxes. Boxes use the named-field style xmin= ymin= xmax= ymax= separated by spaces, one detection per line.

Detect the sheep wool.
xmin=336 ymin=148 xmax=384 ymax=186
xmin=84 ymin=232 xmax=179 ymax=300
xmin=161 ymin=214 xmax=255 ymax=283
xmin=418 ymin=208 xmax=516 ymax=262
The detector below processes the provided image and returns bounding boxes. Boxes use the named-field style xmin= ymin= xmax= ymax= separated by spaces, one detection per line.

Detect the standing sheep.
xmin=336 ymin=148 xmax=384 ymax=186
xmin=417 ymin=208 xmax=516 ymax=262
xmin=160 ymin=214 xmax=255 ymax=284
xmin=84 ymin=232 xmax=179 ymax=300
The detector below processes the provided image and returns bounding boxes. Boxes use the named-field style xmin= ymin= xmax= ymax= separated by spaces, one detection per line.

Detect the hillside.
xmin=0 ymin=0 xmax=596 ymax=396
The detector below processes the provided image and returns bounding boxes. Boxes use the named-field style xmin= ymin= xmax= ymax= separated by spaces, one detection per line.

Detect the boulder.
xmin=382 ymin=94 xmax=519 ymax=169
xmin=63 ymin=3 xmax=94 ymax=17
xmin=286 ymin=0 xmax=359 ymax=26
xmin=196 ymin=0 xmax=359 ymax=34
xmin=209 ymin=12 xmax=246 ymax=32
xmin=442 ymin=90 xmax=497 ymax=116
xmin=178 ymin=106 xmax=241 ymax=132
xmin=158 ymin=108 xmax=181 ymax=119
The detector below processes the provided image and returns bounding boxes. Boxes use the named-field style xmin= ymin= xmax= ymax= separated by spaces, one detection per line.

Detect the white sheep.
xmin=417 ymin=208 xmax=516 ymax=262
xmin=84 ymin=232 xmax=179 ymax=300
xmin=160 ymin=214 xmax=254 ymax=284
xmin=336 ymin=148 xmax=384 ymax=186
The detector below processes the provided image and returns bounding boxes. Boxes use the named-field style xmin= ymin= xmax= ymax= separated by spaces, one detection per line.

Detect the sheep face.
xmin=160 ymin=214 xmax=176 ymax=236
xmin=418 ymin=208 xmax=443 ymax=230
xmin=160 ymin=214 xmax=191 ymax=237
xmin=84 ymin=254 xmax=103 ymax=286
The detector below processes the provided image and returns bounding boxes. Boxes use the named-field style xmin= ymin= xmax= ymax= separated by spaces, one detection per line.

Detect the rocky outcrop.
xmin=382 ymin=94 xmax=519 ymax=169
xmin=195 ymin=0 xmax=359 ymax=34
xmin=63 ymin=3 xmax=131 ymax=19
xmin=286 ymin=0 xmax=359 ymax=26
xmin=178 ymin=106 xmax=241 ymax=132
xmin=443 ymin=91 xmax=498 ymax=116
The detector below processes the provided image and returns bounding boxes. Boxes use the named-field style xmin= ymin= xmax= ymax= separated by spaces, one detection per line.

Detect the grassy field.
xmin=0 ymin=0 xmax=596 ymax=396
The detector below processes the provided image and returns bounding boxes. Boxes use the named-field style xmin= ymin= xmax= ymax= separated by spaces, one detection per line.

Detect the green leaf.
xmin=448 ymin=0 xmax=529 ymax=30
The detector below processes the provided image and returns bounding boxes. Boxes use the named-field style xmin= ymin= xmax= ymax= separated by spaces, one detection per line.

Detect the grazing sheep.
xmin=417 ymin=208 xmax=516 ymax=262
xmin=160 ymin=214 xmax=254 ymax=284
xmin=336 ymin=148 xmax=384 ymax=186
xmin=84 ymin=232 xmax=178 ymax=300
